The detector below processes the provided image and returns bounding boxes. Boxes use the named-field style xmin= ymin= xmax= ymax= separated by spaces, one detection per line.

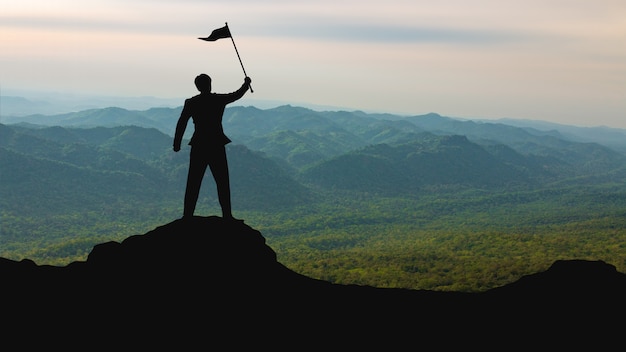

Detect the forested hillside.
xmin=2 ymin=105 xmax=626 ymax=292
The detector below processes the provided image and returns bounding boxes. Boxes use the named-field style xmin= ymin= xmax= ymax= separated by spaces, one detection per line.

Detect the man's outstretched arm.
xmin=222 ymin=77 xmax=252 ymax=104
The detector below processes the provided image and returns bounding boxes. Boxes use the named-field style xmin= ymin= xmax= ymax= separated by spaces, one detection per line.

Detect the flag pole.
xmin=225 ymin=22 xmax=253 ymax=93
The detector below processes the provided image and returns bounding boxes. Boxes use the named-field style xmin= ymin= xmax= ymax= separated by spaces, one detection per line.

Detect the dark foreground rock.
xmin=2 ymin=216 xmax=624 ymax=348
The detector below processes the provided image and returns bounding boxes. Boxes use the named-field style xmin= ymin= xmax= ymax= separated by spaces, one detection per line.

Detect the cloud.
xmin=249 ymin=22 xmax=535 ymax=45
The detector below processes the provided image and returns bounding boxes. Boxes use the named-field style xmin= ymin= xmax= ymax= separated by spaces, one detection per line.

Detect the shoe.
xmin=223 ymin=215 xmax=244 ymax=223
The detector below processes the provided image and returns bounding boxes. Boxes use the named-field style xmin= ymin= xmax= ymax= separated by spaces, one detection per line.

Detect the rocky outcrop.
xmin=1 ymin=216 xmax=624 ymax=348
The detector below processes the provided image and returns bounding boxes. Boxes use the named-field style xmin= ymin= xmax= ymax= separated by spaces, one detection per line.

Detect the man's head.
xmin=194 ymin=74 xmax=211 ymax=93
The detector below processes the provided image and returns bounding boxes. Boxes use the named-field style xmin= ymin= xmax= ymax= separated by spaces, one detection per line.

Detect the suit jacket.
xmin=173 ymin=82 xmax=249 ymax=150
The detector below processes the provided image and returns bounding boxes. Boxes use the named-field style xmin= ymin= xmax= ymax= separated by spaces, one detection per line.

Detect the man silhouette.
xmin=173 ymin=74 xmax=252 ymax=221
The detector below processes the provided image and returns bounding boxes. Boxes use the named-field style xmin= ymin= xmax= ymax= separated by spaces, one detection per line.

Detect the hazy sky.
xmin=2 ymin=0 xmax=625 ymax=128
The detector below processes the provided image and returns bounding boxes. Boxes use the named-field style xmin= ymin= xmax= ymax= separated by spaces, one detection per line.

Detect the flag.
xmin=198 ymin=25 xmax=231 ymax=41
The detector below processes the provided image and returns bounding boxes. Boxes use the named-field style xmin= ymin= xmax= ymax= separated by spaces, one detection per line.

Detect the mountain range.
xmin=2 ymin=104 xmax=626 ymax=292
xmin=3 ymin=104 xmax=626 ymax=199
xmin=0 ymin=106 xmax=626 ymax=212
xmin=5 ymin=103 xmax=626 ymax=151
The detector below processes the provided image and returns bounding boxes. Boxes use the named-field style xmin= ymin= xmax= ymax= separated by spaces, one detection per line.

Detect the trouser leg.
xmin=208 ymin=146 xmax=232 ymax=218
xmin=184 ymin=148 xmax=208 ymax=217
